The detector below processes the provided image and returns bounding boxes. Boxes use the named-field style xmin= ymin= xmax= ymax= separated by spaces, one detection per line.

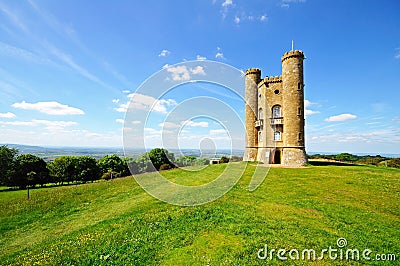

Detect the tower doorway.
xmin=272 ymin=149 xmax=281 ymax=164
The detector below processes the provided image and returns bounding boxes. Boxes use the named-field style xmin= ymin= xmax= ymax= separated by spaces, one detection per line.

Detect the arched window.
xmin=274 ymin=131 xmax=281 ymax=141
xmin=272 ymin=105 xmax=281 ymax=118
xmin=258 ymin=108 xmax=263 ymax=120
xmin=258 ymin=131 xmax=262 ymax=142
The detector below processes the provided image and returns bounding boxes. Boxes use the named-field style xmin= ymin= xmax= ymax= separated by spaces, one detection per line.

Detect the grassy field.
xmin=0 ymin=163 xmax=399 ymax=265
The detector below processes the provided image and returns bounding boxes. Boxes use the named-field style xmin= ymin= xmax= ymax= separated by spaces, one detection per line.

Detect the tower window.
xmin=297 ymin=83 xmax=304 ymax=91
xmin=298 ymin=132 xmax=303 ymax=141
xmin=259 ymin=108 xmax=263 ymax=120
xmin=258 ymin=131 xmax=262 ymax=142
xmin=272 ymin=105 xmax=281 ymax=118
xmin=297 ymin=107 xmax=302 ymax=115
xmin=274 ymin=89 xmax=280 ymax=95
xmin=274 ymin=131 xmax=281 ymax=141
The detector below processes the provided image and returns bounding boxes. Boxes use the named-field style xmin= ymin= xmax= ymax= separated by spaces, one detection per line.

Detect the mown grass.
xmin=0 ymin=163 xmax=399 ymax=265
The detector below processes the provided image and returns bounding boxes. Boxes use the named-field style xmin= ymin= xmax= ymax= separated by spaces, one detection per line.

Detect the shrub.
xmin=219 ymin=156 xmax=230 ymax=164
xmin=159 ymin=164 xmax=171 ymax=171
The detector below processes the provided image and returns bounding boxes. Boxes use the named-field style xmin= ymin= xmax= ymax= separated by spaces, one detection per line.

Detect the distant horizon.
xmin=3 ymin=143 xmax=400 ymax=158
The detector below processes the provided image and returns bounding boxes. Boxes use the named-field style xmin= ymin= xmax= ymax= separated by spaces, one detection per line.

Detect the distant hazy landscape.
xmin=3 ymin=144 xmax=399 ymax=162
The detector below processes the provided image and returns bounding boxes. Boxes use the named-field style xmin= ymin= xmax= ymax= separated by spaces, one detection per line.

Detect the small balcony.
xmin=255 ymin=119 xmax=263 ymax=128
xmin=270 ymin=117 xmax=283 ymax=125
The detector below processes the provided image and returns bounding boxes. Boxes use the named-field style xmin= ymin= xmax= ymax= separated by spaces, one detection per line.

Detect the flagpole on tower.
xmin=291 ymin=40 xmax=294 ymax=51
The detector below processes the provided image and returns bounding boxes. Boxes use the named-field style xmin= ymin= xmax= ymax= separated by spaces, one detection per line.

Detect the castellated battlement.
xmin=258 ymin=76 xmax=282 ymax=87
xmin=245 ymin=68 xmax=261 ymax=75
xmin=281 ymin=50 xmax=304 ymax=62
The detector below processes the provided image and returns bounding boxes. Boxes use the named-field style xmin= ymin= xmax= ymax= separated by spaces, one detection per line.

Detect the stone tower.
xmin=243 ymin=50 xmax=307 ymax=166
xmin=243 ymin=68 xmax=261 ymax=162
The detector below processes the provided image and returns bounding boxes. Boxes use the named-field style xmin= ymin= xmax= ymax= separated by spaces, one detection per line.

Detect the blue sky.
xmin=0 ymin=0 xmax=399 ymax=154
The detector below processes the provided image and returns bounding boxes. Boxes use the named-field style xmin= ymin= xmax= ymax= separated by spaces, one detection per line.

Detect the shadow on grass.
xmin=308 ymin=160 xmax=359 ymax=166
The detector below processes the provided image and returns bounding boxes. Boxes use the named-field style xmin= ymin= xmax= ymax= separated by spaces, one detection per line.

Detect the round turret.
xmin=281 ymin=50 xmax=307 ymax=165
xmin=243 ymin=68 xmax=261 ymax=161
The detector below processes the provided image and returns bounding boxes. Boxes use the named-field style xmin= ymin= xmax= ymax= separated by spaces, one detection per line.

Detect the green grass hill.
xmin=1 ymin=163 xmax=399 ymax=265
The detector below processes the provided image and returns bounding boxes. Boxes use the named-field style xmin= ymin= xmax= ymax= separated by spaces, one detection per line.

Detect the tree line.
xmin=308 ymin=152 xmax=400 ymax=168
xmin=0 ymin=146 xmax=222 ymax=190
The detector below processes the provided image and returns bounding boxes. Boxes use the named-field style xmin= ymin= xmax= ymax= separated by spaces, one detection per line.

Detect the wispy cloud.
xmin=44 ymin=43 xmax=114 ymax=90
xmin=196 ymin=55 xmax=207 ymax=61
xmin=280 ymin=0 xmax=306 ymax=8
xmin=0 ymin=2 xmax=28 ymax=33
xmin=182 ymin=120 xmax=209 ymax=128
xmin=0 ymin=119 xmax=77 ymax=130
xmin=325 ymin=113 xmax=357 ymax=122
xmin=0 ymin=41 xmax=52 ymax=65
xmin=12 ymin=101 xmax=84 ymax=115
xmin=394 ymin=48 xmax=400 ymax=59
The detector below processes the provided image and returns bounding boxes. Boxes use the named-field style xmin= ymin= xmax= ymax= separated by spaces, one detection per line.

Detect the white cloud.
xmin=112 ymin=99 xmax=120 ymax=104
xmin=260 ymin=15 xmax=267 ymax=21
xmin=159 ymin=122 xmax=180 ymax=128
xmin=325 ymin=113 xmax=357 ymax=122
xmin=158 ymin=49 xmax=170 ymax=57
xmin=166 ymin=65 xmax=206 ymax=81
xmin=0 ymin=112 xmax=16 ymax=118
xmin=114 ymin=102 xmax=129 ymax=113
xmin=122 ymin=90 xmax=130 ymax=94
xmin=12 ymin=101 xmax=84 ymax=115
xmin=131 ymin=120 xmax=141 ymax=125
xmin=190 ymin=66 xmax=206 ymax=75
xmin=215 ymin=47 xmax=225 ymax=60
xmin=0 ymin=119 xmax=77 ymax=130
xmin=196 ymin=55 xmax=206 ymax=61
xmin=166 ymin=65 xmax=191 ymax=81
xmin=305 ymin=109 xmax=320 ymax=116
xmin=280 ymin=0 xmax=306 ymax=8
xmin=222 ymin=0 xmax=233 ymax=7
xmin=210 ymin=129 xmax=228 ymax=135
xmin=181 ymin=120 xmax=209 ymax=127
xmin=116 ymin=118 xmax=124 ymax=124
xmin=215 ymin=52 xmax=224 ymax=59
xmin=234 ymin=16 xmax=240 ymax=24
xmin=115 ymin=93 xmax=177 ymax=114
xmin=304 ymin=99 xmax=320 ymax=116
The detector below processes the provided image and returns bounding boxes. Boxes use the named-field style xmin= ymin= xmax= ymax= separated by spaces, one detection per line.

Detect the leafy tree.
xmin=48 ymin=156 xmax=78 ymax=184
xmin=75 ymin=156 xmax=100 ymax=183
xmin=135 ymin=153 xmax=154 ymax=173
xmin=219 ymin=156 xmax=230 ymax=164
xmin=0 ymin=145 xmax=18 ymax=186
xmin=124 ymin=157 xmax=139 ymax=175
xmin=195 ymin=158 xmax=210 ymax=165
xmin=175 ymin=155 xmax=196 ymax=167
xmin=148 ymin=148 xmax=175 ymax=170
xmin=14 ymin=154 xmax=49 ymax=189
xmin=97 ymin=154 xmax=126 ymax=175
xmin=335 ymin=153 xmax=356 ymax=162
